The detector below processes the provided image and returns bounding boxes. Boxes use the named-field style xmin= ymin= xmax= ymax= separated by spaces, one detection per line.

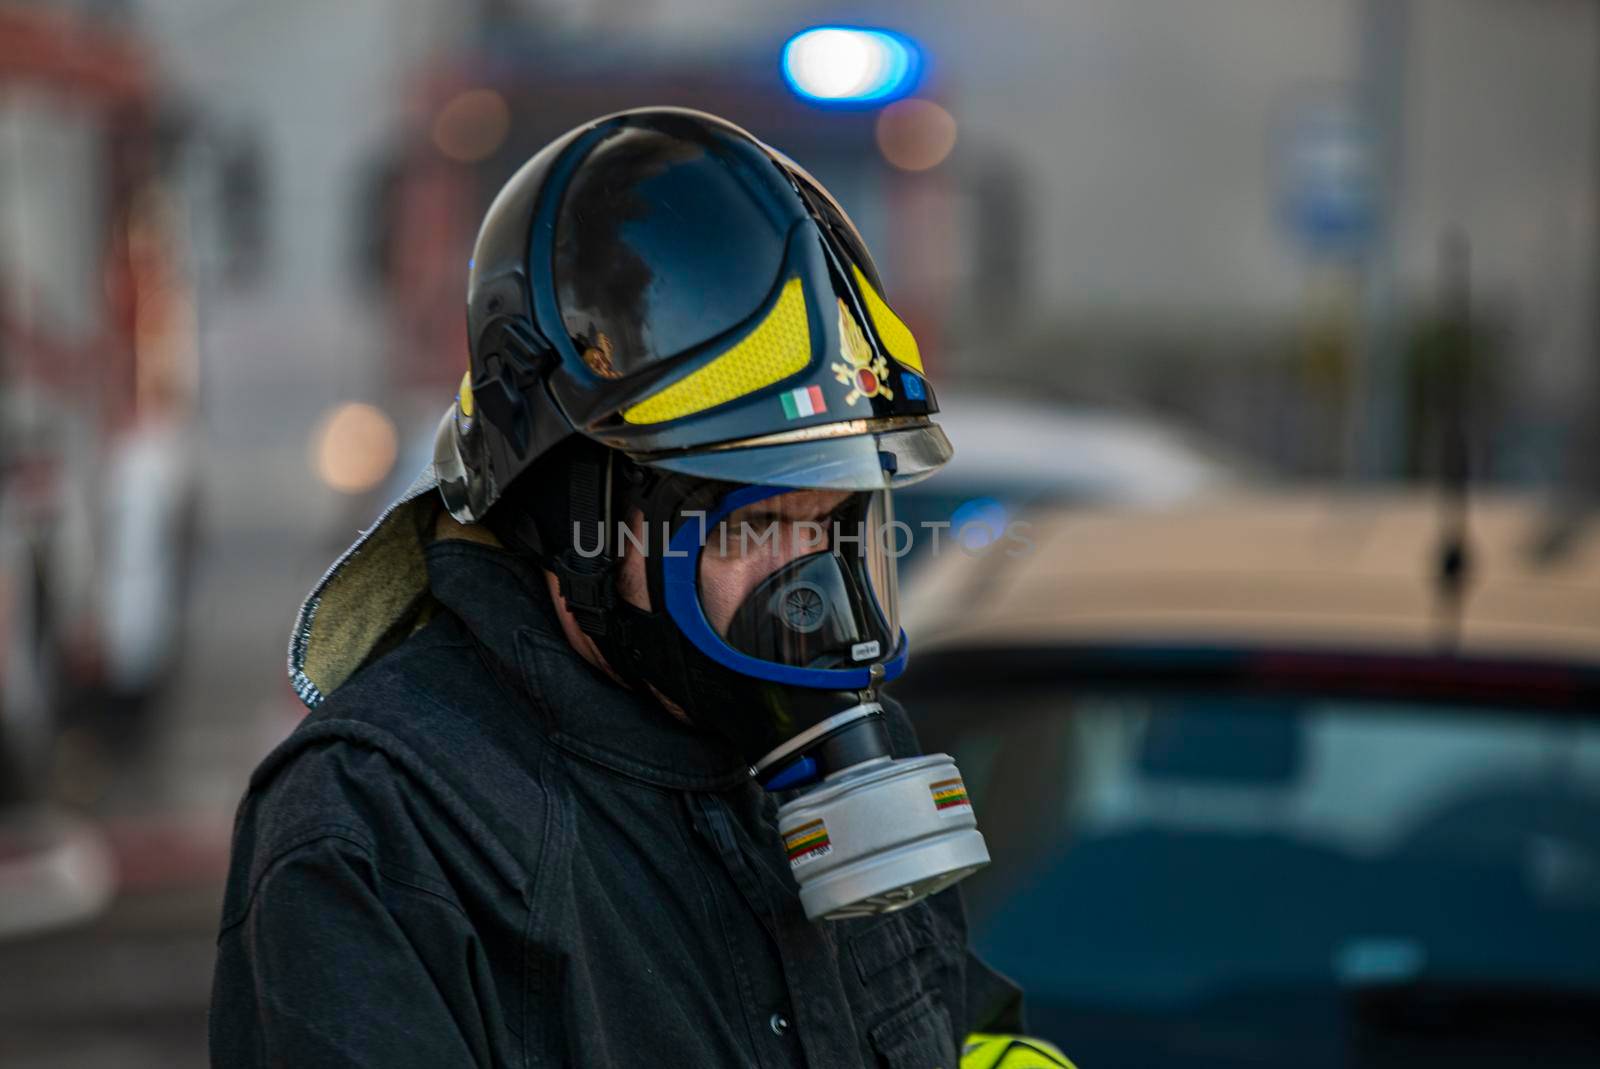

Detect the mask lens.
xmin=700 ymin=487 xmax=900 ymax=669
xmin=864 ymin=490 xmax=899 ymax=647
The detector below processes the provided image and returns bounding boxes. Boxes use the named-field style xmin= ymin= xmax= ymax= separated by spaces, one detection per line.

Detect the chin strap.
xmin=600 ymin=598 xmax=683 ymax=695
xmin=488 ymin=443 xmax=694 ymax=704
xmin=533 ymin=453 xmax=747 ymax=728
xmin=540 ymin=453 xmax=688 ymax=711
xmin=549 ymin=449 xmax=614 ymax=638
xmin=604 ymin=463 xmax=753 ymax=719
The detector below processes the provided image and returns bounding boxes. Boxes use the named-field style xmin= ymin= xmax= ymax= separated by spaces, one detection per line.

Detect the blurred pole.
xmin=1433 ymin=231 xmax=1472 ymax=651
xmin=1353 ymin=0 xmax=1410 ymax=481
xmin=1592 ymin=5 xmax=1600 ymax=503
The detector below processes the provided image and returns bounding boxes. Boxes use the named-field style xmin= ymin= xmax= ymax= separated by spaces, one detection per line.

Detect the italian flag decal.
xmin=780 ymin=385 xmax=827 ymax=420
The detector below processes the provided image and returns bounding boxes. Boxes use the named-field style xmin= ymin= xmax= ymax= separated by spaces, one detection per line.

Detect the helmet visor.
xmin=640 ymin=420 xmax=951 ymax=492
xmin=695 ymin=487 xmax=902 ymax=672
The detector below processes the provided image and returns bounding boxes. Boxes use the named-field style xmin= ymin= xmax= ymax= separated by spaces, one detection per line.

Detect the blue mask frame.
xmin=660 ymin=483 xmax=908 ymax=689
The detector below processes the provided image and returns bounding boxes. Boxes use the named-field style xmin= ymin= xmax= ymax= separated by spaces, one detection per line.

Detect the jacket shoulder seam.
xmin=218 ymin=822 xmax=375 ymax=934
xmin=248 ymin=725 xmax=535 ymax=897
xmin=219 ymin=821 xmax=475 ymax=936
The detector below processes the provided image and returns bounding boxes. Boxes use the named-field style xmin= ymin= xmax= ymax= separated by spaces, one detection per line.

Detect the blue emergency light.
xmin=781 ymin=27 xmax=923 ymax=106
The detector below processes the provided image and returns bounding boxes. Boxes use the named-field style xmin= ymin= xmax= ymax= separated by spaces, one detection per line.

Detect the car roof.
xmin=903 ymin=489 xmax=1600 ymax=665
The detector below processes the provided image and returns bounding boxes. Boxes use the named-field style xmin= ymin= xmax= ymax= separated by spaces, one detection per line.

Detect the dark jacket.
xmin=211 ymin=534 xmax=1023 ymax=1067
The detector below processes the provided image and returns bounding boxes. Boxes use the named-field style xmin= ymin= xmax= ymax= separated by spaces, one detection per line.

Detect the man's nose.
xmin=783 ymin=520 xmax=830 ymax=562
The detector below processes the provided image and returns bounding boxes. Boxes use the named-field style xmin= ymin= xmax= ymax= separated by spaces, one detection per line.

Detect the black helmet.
xmin=433 ymin=106 xmax=952 ymax=778
xmin=434 ymin=106 xmax=950 ymax=522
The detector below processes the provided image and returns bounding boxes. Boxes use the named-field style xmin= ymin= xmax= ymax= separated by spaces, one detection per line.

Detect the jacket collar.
xmin=424 ymin=537 xmax=751 ymax=792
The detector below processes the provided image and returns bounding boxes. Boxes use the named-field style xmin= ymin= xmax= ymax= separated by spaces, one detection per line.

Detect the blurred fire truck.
xmin=0 ymin=8 xmax=202 ymax=801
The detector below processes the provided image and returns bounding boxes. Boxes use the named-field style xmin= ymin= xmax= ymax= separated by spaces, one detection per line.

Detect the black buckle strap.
xmin=555 ymin=451 xmax=613 ymax=637
xmin=555 ymin=549 xmax=613 ymax=637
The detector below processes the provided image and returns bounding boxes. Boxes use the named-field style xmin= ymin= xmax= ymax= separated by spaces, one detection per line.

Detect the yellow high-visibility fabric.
xmin=961 ymin=1032 xmax=1077 ymax=1069
xmin=622 ymin=277 xmax=810 ymax=424
xmin=851 ymin=264 xmax=923 ymax=373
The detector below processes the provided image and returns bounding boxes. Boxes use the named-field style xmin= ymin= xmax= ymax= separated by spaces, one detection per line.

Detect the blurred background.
xmin=1 ymin=1 xmax=1597 ymax=1065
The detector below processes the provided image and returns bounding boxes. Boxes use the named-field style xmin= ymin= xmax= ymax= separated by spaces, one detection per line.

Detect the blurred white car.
xmin=928 ymin=385 xmax=1247 ymax=502
xmin=892 ymin=385 xmax=1252 ymax=568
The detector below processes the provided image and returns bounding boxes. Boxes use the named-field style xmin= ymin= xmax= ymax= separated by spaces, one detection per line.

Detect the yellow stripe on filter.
xmin=622 ymin=277 xmax=811 ymax=425
xmin=851 ymin=263 xmax=923 ymax=373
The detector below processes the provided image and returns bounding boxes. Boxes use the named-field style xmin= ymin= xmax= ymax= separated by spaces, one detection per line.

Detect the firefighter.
xmin=211 ymin=107 xmax=1073 ymax=1069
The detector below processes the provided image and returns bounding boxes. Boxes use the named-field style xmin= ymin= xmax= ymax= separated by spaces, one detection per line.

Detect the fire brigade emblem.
xmin=832 ymin=299 xmax=893 ymax=405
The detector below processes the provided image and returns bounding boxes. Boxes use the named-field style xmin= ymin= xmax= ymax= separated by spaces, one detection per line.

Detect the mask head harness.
xmin=490 ymin=442 xmax=904 ymax=788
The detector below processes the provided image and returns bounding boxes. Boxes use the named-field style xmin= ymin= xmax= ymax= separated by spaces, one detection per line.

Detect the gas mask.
xmin=592 ymin=467 xmax=990 ymax=921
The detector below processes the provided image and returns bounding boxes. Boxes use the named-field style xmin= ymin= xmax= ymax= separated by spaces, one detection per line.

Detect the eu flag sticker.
xmin=900 ymin=372 xmax=926 ymax=401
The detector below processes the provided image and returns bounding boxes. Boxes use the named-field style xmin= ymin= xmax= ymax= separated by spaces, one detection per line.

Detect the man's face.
xmin=615 ymin=488 xmax=852 ymax=635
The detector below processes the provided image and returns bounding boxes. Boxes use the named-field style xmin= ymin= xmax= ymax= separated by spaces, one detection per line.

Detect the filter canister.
xmin=776 ymin=753 xmax=989 ymax=921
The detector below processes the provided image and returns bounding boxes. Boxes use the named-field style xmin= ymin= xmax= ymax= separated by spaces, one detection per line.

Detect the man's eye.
xmin=709 ymin=520 xmax=765 ymax=554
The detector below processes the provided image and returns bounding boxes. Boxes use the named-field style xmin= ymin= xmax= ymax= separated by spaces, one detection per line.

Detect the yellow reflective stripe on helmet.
xmin=622 ymin=277 xmax=810 ymax=425
xmin=851 ymin=263 xmax=923 ymax=374
xmin=962 ymin=1033 xmax=1076 ymax=1069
